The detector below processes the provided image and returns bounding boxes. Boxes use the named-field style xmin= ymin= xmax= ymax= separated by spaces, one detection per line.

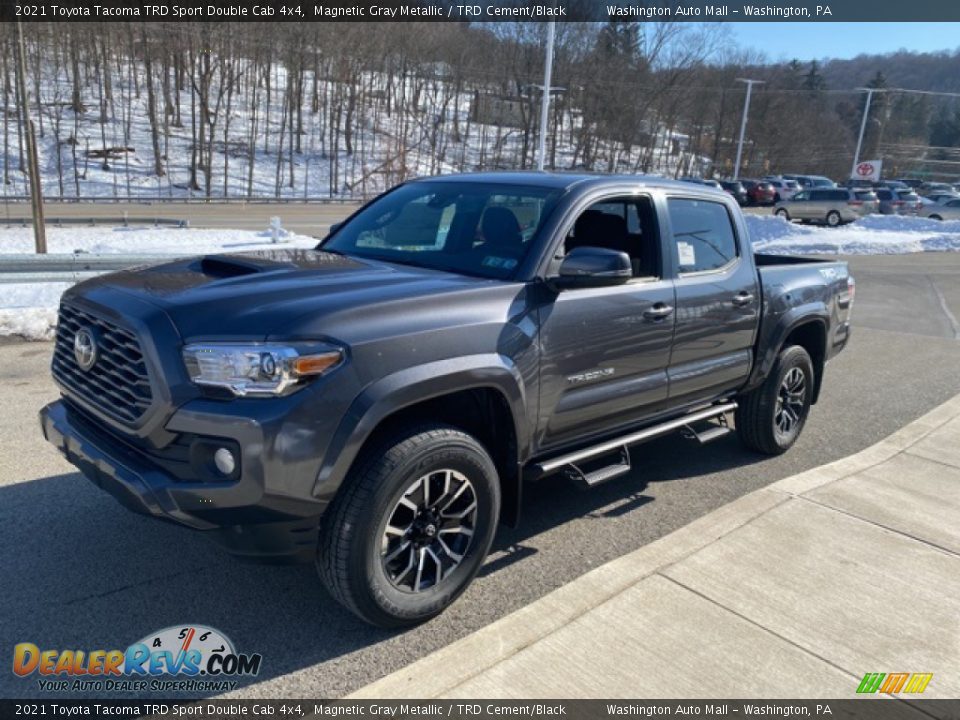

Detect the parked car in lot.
xmin=783 ymin=174 xmax=836 ymax=189
xmin=765 ymin=178 xmax=801 ymax=202
xmin=720 ymin=180 xmax=749 ymax=206
xmin=919 ymin=183 xmax=955 ymax=197
xmin=895 ymin=190 xmax=922 ymax=215
xmin=881 ymin=180 xmax=910 ymax=191
xmin=875 ymin=187 xmax=911 ymax=215
xmin=893 ymin=178 xmax=924 ymax=189
xmin=924 ymin=192 xmax=960 ymax=205
xmin=775 ymin=188 xmax=879 ymax=226
xmin=922 ymin=197 xmax=960 ymax=221
xmin=39 ymin=172 xmax=854 ymax=627
xmin=741 ymin=179 xmax=776 ymax=205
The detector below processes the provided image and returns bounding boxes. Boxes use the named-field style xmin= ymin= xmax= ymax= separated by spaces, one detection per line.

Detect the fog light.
xmin=214 ymin=447 xmax=237 ymax=476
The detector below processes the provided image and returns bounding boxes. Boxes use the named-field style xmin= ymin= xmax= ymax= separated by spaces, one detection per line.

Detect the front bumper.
xmin=40 ymin=399 xmax=325 ymax=561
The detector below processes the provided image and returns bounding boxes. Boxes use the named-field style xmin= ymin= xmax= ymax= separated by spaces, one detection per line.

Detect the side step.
xmin=534 ymin=401 xmax=738 ymax=486
xmin=681 ymin=413 xmax=733 ymax=445
xmin=563 ymin=446 xmax=632 ymax=489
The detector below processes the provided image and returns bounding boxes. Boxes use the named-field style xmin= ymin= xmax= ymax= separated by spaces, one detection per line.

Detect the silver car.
xmin=774 ymin=188 xmax=879 ymax=226
xmin=922 ymin=197 xmax=960 ymax=221
xmin=875 ymin=187 xmax=912 ymax=215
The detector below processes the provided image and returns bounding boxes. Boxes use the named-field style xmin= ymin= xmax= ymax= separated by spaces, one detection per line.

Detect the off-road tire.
xmin=736 ymin=345 xmax=814 ymax=456
xmin=317 ymin=425 xmax=500 ymax=628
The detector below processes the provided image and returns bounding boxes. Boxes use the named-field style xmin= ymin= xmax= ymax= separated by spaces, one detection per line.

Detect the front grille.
xmin=52 ymin=303 xmax=153 ymax=424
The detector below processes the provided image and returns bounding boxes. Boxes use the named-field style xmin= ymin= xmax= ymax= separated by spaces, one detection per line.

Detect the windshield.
xmin=321 ymin=182 xmax=563 ymax=280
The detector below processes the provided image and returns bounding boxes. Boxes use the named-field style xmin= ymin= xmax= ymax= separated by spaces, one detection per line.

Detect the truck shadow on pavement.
xmin=0 ymin=431 xmax=764 ymax=698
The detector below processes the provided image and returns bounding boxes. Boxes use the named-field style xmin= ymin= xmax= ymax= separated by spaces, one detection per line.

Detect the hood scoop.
xmin=196 ymin=254 xmax=291 ymax=278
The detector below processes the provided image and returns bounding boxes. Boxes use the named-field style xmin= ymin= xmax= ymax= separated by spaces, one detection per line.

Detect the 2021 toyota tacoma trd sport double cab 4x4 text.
xmin=40 ymin=173 xmax=854 ymax=627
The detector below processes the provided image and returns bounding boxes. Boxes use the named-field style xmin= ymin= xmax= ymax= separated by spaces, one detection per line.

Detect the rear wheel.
xmin=930 ymin=214 xmax=943 ymax=221
xmin=825 ymin=210 xmax=842 ymax=227
xmin=775 ymin=208 xmax=790 ymax=220
xmin=317 ymin=425 xmax=500 ymax=627
xmin=736 ymin=345 xmax=814 ymax=455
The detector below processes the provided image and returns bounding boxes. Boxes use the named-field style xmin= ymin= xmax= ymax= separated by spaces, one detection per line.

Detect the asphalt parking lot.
xmin=1 ymin=253 xmax=960 ymax=700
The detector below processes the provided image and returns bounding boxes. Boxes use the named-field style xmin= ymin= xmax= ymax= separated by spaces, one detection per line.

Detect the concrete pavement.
xmin=352 ymin=393 xmax=960 ymax=699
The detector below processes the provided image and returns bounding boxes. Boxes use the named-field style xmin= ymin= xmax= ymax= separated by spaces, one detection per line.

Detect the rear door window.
xmin=667 ymin=198 xmax=738 ymax=274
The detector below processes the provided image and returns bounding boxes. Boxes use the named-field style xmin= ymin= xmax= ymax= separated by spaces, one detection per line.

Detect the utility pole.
xmin=14 ymin=21 xmax=46 ymax=254
xmin=851 ymin=87 xmax=876 ymax=179
xmin=733 ymin=78 xmax=763 ymax=181
xmin=536 ymin=21 xmax=555 ymax=172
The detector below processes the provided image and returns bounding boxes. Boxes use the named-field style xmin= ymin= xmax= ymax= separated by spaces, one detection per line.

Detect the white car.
xmin=922 ymin=198 xmax=960 ymax=221
xmin=765 ymin=179 xmax=801 ymax=202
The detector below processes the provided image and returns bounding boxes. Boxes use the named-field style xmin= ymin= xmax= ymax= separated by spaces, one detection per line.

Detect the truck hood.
xmin=75 ymin=249 xmax=505 ymax=342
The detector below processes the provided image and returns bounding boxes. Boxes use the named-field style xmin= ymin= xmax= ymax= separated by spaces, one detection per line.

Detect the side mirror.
xmin=552 ymin=246 xmax=632 ymax=289
xmin=324 ymin=221 xmax=344 ymax=240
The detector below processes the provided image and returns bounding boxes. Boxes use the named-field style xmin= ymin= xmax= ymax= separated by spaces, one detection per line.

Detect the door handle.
xmin=643 ymin=303 xmax=674 ymax=320
xmin=732 ymin=292 xmax=755 ymax=307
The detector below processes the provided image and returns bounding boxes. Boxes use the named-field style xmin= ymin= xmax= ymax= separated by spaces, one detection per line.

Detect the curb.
xmin=349 ymin=392 xmax=960 ymax=699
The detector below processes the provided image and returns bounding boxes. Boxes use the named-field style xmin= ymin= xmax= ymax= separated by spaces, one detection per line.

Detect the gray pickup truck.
xmin=40 ymin=173 xmax=854 ymax=627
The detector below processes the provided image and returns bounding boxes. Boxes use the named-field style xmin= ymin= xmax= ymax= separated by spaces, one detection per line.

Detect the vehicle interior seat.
xmin=477 ymin=206 xmax=523 ymax=257
xmin=566 ymin=209 xmax=650 ymax=275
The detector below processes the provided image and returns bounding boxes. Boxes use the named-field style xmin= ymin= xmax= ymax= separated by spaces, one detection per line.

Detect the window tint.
xmin=588 ymin=200 xmax=642 ymax=234
xmin=830 ymin=190 xmax=848 ymax=201
xmin=810 ymin=191 xmax=825 ymax=201
xmin=855 ymin=191 xmax=877 ymax=201
xmin=324 ymin=182 xmax=562 ymax=279
xmin=667 ymin=198 xmax=738 ymax=273
xmin=876 ymin=190 xmax=893 ymax=200
xmin=565 ymin=196 xmax=660 ymax=279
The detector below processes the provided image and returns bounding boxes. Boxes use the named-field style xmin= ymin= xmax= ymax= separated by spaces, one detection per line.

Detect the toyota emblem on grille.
xmin=73 ymin=327 xmax=98 ymax=371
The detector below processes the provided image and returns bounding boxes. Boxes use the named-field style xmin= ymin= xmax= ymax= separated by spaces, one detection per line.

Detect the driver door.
xmin=536 ymin=195 xmax=676 ymax=451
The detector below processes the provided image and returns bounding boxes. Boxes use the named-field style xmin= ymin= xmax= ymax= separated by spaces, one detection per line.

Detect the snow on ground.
xmin=2 ymin=214 xmax=960 ymax=341
xmin=747 ymin=213 xmax=960 ymax=255
xmin=0 ymin=225 xmax=319 ymax=341
xmin=0 ymin=225 xmax=319 ymax=256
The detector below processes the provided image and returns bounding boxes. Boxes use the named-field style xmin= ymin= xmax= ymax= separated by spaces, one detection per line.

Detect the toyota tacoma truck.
xmin=40 ymin=173 xmax=854 ymax=627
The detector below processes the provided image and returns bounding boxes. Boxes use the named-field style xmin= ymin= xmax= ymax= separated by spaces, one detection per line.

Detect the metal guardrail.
xmin=0 ymin=217 xmax=188 ymax=227
xmin=0 ymin=253 xmax=174 ymax=284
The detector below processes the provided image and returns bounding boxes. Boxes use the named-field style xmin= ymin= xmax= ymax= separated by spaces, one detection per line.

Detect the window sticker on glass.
xmin=677 ymin=241 xmax=696 ymax=267
xmin=482 ymin=256 xmax=518 ymax=270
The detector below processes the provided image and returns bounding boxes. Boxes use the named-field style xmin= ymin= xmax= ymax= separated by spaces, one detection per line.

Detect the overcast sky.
xmin=731 ymin=22 xmax=960 ymax=61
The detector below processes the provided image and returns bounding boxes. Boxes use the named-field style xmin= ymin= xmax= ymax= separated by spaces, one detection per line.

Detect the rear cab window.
xmin=667 ymin=198 xmax=739 ymax=274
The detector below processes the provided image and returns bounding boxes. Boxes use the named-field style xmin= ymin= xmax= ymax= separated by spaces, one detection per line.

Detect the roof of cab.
xmin=416 ymin=171 xmax=715 ymax=194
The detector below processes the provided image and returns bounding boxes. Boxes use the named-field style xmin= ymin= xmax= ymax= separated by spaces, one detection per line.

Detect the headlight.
xmin=182 ymin=343 xmax=344 ymax=397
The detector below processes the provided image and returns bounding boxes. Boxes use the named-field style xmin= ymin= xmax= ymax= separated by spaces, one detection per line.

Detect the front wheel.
xmin=736 ymin=345 xmax=814 ymax=455
xmin=317 ymin=425 xmax=500 ymax=627
xmin=775 ymin=208 xmax=791 ymax=220
xmin=929 ymin=214 xmax=943 ymax=221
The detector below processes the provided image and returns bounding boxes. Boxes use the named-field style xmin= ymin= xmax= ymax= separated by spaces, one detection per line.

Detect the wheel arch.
xmin=746 ymin=313 xmax=828 ymax=404
xmin=313 ymin=356 xmax=527 ymax=527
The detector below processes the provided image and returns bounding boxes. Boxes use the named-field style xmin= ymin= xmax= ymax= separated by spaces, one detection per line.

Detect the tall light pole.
xmin=536 ymin=21 xmax=555 ymax=172
xmin=733 ymin=78 xmax=763 ymax=181
xmin=851 ymin=87 xmax=877 ymax=178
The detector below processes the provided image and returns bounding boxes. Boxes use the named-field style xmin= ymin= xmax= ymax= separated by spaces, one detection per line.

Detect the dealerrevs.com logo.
xmin=13 ymin=625 xmax=262 ymax=693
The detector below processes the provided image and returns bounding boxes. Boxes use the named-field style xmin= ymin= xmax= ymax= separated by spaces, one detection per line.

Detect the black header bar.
xmin=1 ymin=699 xmax=959 ymax=719
xmin=5 ymin=0 xmax=960 ymax=23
